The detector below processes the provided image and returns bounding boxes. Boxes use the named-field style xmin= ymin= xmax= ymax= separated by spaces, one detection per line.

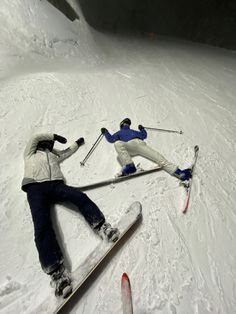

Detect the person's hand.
xmin=138 ymin=125 xmax=145 ymax=130
xmin=54 ymin=134 xmax=67 ymax=144
xmin=101 ymin=128 xmax=107 ymax=134
xmin=76 ymin=137 xmax=85 ymax=147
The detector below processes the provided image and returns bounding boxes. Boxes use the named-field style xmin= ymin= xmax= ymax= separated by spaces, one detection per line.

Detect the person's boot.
xmin=97 ymin=222 xmax=120 ymax=242
xmin=116 ymin=163 xmax=137 ymax=177
xmin=50 ymin=264 xmax=72 ymax=298
xmin=174 ymin=168 xmax=192 ymax=181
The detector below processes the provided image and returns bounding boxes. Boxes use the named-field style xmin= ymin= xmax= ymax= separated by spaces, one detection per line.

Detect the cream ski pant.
xmin=114 ymin=139 xmax=177 ymax=175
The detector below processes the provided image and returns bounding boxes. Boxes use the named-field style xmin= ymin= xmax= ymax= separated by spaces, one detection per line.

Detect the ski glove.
xmin=76 ymin=137 xmax=85 ymax=147
xmin=54 ymin=134 xmax=67 ymax=144
xmin=101 ymin=128 xmax=107 ymax=134
xmin=138 ymin=125 xmax=145 ymax=130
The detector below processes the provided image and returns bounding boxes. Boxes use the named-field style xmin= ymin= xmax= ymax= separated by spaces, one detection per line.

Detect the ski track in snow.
xmin=1 ymin=1 xmax=236 ymax=313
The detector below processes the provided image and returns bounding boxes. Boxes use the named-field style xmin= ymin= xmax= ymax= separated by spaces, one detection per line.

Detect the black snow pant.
xmin=26 ymin=180 xmax=105 ymax=274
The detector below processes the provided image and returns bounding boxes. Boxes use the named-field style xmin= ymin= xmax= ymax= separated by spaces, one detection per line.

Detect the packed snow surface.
xmin=0 ymin=1 xmax=236 ymax=313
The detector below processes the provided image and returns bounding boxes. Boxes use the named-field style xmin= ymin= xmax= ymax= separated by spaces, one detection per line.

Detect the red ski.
xmin=182 ymin=145 xmax=199 ymax=214
xmin=121 ymin=273 xmax=133 ymax=314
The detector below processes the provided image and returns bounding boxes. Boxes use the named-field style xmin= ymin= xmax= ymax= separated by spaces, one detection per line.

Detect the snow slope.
xmin=0 ymin=1 xmax=236 ymax=313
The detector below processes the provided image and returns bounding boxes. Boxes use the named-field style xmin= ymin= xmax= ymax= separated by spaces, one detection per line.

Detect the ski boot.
xmin=174 ymin=168 xmax=192 ymax=181
xmin=50 ymin=264 xmax=72 ymax=298
xmin=97 ymin=222 xmax=120 ymax=242
xmin=117 ymin=163 xmax=137 ymax=177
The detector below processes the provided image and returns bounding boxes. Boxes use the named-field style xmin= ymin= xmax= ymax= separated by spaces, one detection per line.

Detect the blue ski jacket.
xmin=104 ymin=125 xmax=147 ymax=143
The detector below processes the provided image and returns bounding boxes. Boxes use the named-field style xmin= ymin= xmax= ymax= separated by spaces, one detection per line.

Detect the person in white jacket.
xmin=22 ymin=133 xmax=119 ymax=298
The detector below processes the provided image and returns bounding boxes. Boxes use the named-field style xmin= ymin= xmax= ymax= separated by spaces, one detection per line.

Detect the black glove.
xmin=54 ymin=134 xmax=67 ymax=144
xmin=76 ymin=137 xmax=85 ymax=147
xmin=101 ymin=128 xmax=107 ymax=134
xmin=138 ymin=125 xmax=145 ymax=130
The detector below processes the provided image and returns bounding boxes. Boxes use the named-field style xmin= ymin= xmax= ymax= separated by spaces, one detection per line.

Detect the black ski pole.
xmin=80 ymin=133 xmax=104 ymax=166
xmin=144 ymin=126 xmax=183 ymax=134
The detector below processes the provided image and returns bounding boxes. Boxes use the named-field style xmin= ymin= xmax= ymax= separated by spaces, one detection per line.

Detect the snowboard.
xmin=78 ymin=167 xmax=161 ymax=191
xmin=53 ymin=201 xmax=142 ymax=313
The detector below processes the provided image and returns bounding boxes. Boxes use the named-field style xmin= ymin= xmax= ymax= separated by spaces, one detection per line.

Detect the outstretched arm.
xmin=101 ymin=128 xmax=120 ymax=143
xmin=54 ymin=137 xmax=85 ymax=162
xmin=137 ymin=125 xmax=147 ymax=140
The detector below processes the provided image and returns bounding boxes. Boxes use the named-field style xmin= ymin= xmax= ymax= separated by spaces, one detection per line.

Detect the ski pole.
xmin=80 ymin=133 xmax=104 ymax=166
xmin=144 ymin=126 xmax=183 ymax=134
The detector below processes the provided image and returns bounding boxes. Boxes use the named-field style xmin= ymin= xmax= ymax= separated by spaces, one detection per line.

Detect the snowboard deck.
xmin=78 ymin=167 xmax=162 ymax=191
xmin=53 ymin=201 xmax=142 ymax=313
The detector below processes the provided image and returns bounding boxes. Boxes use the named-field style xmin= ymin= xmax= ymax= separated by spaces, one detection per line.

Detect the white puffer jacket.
xmin=21 ymin=133 xmax=79 ymax=191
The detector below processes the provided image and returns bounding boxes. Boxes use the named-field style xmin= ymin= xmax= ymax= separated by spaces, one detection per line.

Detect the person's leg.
xmin=127 ymin=139 xmax=177 ymax=175
xmin=114 ymin=140 xmax=133 ymax=166
xmin=114 ymin=141 xmax=136 ymax=175
xmin=131 ymin=140 xmax=192 ymax=180
xmin=26 ymin=183 xmax=64 ymax=274
xmin=52 ymin=182 xmax=119 ymax=241
xmin=52 ymin=182 xmax=105 ymax=229
xmin=27 ymin=182 xmax=72 ymax=297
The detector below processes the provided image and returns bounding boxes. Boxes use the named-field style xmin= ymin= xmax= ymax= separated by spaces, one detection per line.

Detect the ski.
xmin=182 ymin=145 xmax=199 ymax=214
xmin=52 ymin=201 xmax=142 ymax=314
xmin=121 ymin=273 xmax=133 ymax=314
xmin=78 ymin=167 xmax=161 ymax=191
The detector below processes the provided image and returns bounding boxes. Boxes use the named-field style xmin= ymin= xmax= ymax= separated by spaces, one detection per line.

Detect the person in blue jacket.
xmin=101 ymin=118 xmax=192 ymax=180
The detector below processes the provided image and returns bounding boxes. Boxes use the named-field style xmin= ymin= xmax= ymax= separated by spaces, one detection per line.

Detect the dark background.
xmin=48 ymin=0 xmax=236 ymax=50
